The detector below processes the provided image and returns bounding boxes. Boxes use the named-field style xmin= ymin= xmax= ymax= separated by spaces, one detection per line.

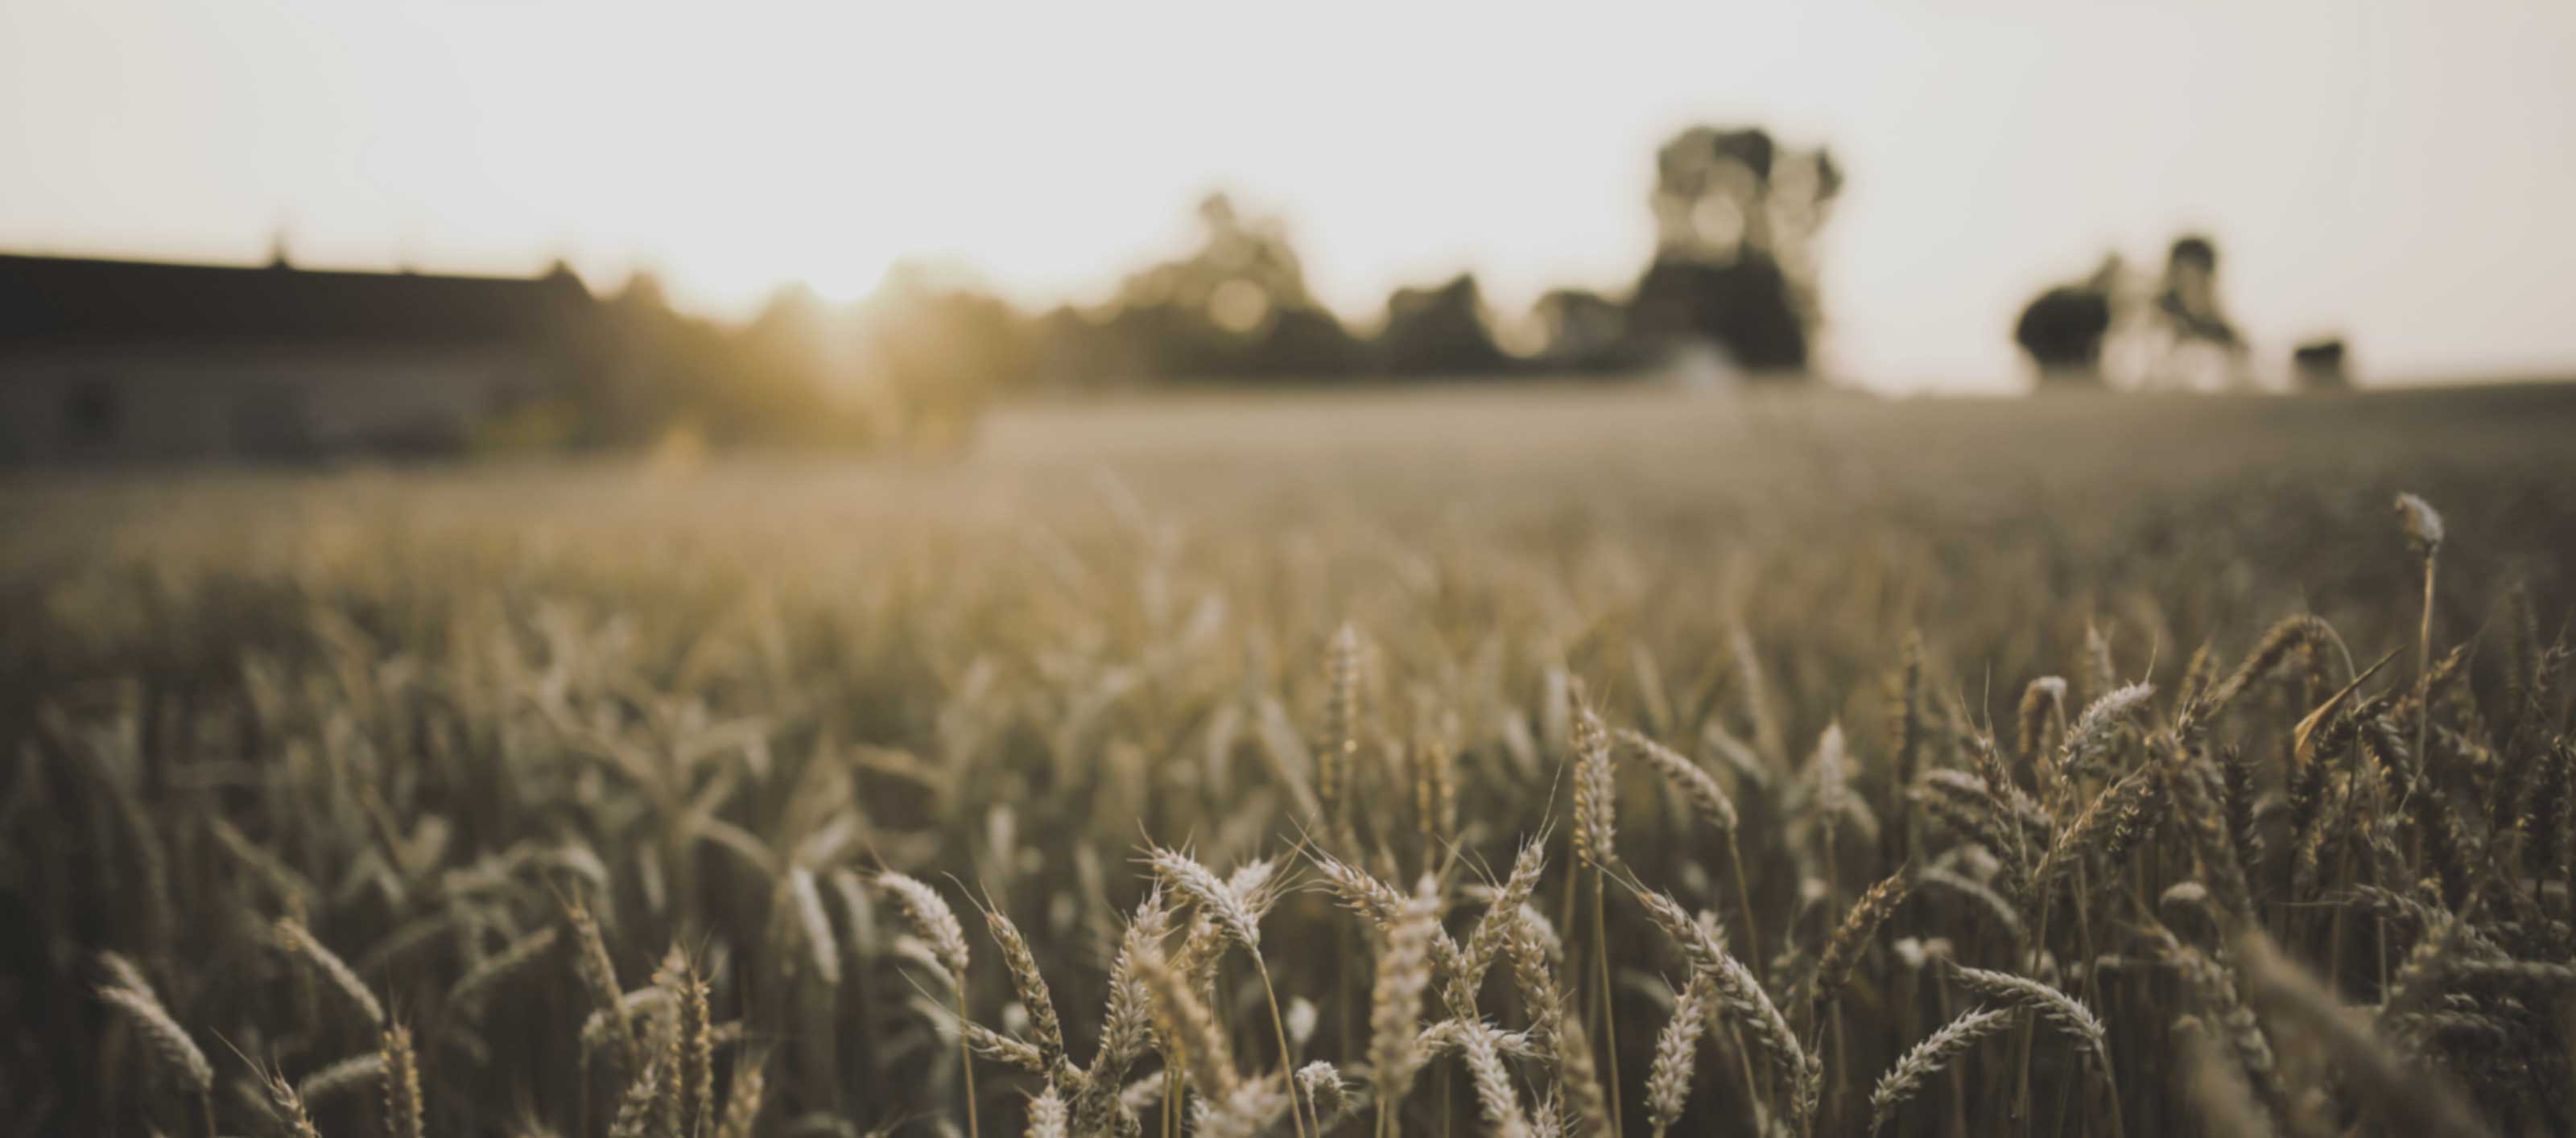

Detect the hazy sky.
xmin=4 ymin=0 xmax=2571 ymax=389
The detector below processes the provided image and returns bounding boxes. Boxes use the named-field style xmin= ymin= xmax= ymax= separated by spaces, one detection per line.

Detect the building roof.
xmin=0 ymin=252 xmax=595 ymax=350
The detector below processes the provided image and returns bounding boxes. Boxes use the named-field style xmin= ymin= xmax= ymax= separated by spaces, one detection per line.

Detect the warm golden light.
xmin=2 ymin=0 xmax=2570 ymax=387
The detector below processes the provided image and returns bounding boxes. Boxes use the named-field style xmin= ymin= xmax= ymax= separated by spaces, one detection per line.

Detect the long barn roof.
xmin=0 ymin=253 xmax=595 ymax=349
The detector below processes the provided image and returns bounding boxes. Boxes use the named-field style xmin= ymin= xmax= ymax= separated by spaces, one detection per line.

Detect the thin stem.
xmin=2054 ymin=866 xmax=2106 ymax=1137
xmin=1257 ymin=957 xmax=1312 ymax=1138
xmin=1593 ymin=866 xmax=1625 ymax=1138
xmin=2099 ymin=1054 xmax=2127 ymax=1138
xmin=1935 ymin=983 xmax=1966 ymax=1138
xmin=2013 ymin=893 xmax=2053 ymax=1138
xmin=1726 ymin=831 xmax=1764 ymax=987
xmin=956 ymin=988 xmax=980 ymax=1138
xmin=1830 ymin=1004 xmax=1849 ymax=1133
xmin=2415 ymin=556 xmax=2437 ymax=785
xmin=1728 ymin=1025 xmax=1765 ymax=1131
xmin=1441 ymin=1062 xmax=1453 ymax=1138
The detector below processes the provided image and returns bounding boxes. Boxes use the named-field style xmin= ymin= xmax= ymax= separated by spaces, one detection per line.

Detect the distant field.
xmin=7 ymin=381 xmax=2576 ymax=1137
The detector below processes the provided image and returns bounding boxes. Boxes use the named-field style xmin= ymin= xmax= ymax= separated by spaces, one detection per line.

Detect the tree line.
xmin=565 ymin=123 xmax=2355 ymax=452
xmin=572 ymin=126 xmax=1839 ymax=450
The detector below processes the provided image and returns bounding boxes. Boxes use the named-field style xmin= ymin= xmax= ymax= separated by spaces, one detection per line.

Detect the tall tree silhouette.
xmin=1626 ymin=126 xmax=1841 ymax=376
xmin=2014 ymin=256 xmax=2123 ymax=387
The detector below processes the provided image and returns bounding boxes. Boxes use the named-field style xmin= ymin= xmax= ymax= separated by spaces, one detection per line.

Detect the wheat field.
xmin=7 ymin=383 xmax=2576 ymax=1138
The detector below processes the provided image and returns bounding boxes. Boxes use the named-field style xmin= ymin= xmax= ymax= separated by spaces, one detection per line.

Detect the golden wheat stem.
xmin=1592 ymin=867 xmax=1624 ymax=1138
xmin=1257 ymin=956 xmax=1312 ymax=1138
xmin=960 ymin=986 xmax=981 ymax=1138
xmin=1725 ymin=831 xmax=1763 ymax=987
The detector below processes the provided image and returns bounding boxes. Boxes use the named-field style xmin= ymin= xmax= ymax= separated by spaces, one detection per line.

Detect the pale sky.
xmin=4 ymin=0 xmax=2571 ymax=390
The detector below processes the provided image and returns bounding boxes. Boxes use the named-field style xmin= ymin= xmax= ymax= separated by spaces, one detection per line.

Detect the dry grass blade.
xmin=2289 ymin=649 xmax=2400 ymax=761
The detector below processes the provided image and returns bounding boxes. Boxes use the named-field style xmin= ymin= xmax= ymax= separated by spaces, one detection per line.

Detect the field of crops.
xmin=7 ymin=382 xmax=2575 ymax=1138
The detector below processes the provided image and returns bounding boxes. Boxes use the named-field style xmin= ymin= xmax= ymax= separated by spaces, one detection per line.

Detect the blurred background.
xmin=2 ymin=0 xmax=2573 ymax=464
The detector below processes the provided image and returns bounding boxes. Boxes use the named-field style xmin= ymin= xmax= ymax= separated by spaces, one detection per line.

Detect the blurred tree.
xmin=1627 ymin=126 xmax=1841 ymax=377
xmin=588 ymin=271 xmax=770 ymax=447
xmin=852 ymin=262 xmax=1034 ymax=449
xmin=2293 ymin=337 xmax=2351 ymax=390
xmin=1630 ymin=257 xmax=1808 ymax=373
xmin=2014 ymin=256 xmax=2122 ymax=387
xmin=1076 ymin=193 xmax=1363 ymax=381
xmin=1251 ymin=305 xmax=1368 ymax=377
xmin=1377 ymin=274 xmax=1507 ymax=377
xmin=729 ymin=284 xmax=876 ymax=446
xmin=1530 ymin=288 xmax=1641 ymax=373
xmin=2139 ymin=234 xmax=2252 ymax=390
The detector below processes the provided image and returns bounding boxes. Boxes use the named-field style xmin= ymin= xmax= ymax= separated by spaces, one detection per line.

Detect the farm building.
xmin=0 ymin=253 xmax=601 ymax=466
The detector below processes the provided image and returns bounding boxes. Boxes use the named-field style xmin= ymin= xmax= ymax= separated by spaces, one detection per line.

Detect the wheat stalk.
xmin=445 ymin=925 xmax=559 ymax=1021
xmin=1026 ymin=1085 xmax=1069 ymax=1138
xmin=880 ymin=869 xmax=978 ymax=1138
xmin=275 ymin=917 xmax=385 ymax=1029
xmin=1814 ymin=867 xmax=1913 ymax=1008
xmin=982 ymin=902 xmax=1073 ymax=1090
xmin=1457 ymin=1020 xmax=1535 ymax=1138
xmin=1946 ymin=965 xmax=2109 ymax=1075
xmin=715 ymin=1049 xmax=768 ymax=1138
xmin=1368 ymin=879 xmax=1440 ymax=1128
xmin=1868 ymin=1005 xmax=2016 ymax=1134
xmin=1644 ymin=971 xmax=1714 ymax=1137
xmin=381 ymin=1024 xmax=424 ymax=1138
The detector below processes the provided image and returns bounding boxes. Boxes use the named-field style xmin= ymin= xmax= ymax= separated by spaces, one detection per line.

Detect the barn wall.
xmin=0 ymin=345 xmax=555 ymax=466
